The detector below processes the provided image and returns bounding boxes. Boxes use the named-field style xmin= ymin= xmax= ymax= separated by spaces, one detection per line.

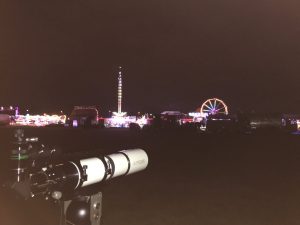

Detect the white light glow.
xmin=104 ymin=115 xmax=150 ymax=128
xmin=12 ymin=114 xmax=67 ymax=127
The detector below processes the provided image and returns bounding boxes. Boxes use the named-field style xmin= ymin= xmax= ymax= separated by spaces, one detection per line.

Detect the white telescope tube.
xmin=79 ymin=158 xmax=107 ymax=187
xmin=79 ymin=149 xmax=148 ymax=187
xmin=30 ymin=149 xmax=149 ymax=196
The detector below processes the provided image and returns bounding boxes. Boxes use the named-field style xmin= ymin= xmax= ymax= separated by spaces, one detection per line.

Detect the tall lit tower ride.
xmin=113 ymin=66 xmax=127 ymax=117
xmin=117 ymin=66 xmax=122 ymax=114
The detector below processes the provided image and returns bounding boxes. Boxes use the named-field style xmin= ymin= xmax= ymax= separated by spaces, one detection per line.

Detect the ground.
xmin=0 ymin=127 xmax=300 ymax=225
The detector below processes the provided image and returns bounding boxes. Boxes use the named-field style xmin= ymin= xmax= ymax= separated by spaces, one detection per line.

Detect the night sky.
xmin=1 ymin=0 xmax=300 ymax=114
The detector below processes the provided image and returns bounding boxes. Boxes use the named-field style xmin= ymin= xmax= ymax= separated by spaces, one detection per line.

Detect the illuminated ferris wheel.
xmin=200 ymin=98 xmax=228 ymax=115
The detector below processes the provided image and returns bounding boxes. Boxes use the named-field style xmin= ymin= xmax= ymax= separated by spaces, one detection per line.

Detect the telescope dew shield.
xmin=105 ymin=149 xmax=149 ymax=179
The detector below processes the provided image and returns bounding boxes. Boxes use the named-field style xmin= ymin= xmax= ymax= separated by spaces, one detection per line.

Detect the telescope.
xmin=7 ymin=129 xmax=149 ymax=225
xmin=29 ymin=148 xmax=148 ymax=198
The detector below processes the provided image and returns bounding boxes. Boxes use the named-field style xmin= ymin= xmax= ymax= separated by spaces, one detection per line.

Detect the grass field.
xmin=1 ymin=127 xmax=300 ymax=225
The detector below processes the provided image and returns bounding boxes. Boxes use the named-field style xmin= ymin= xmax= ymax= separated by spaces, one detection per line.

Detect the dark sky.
xmin=1 ymin=0 xmax=300 ymax=114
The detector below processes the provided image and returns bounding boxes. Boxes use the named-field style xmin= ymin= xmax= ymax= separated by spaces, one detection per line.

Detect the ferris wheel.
xmin=199 ymin=98 xmax=228 ymax=115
